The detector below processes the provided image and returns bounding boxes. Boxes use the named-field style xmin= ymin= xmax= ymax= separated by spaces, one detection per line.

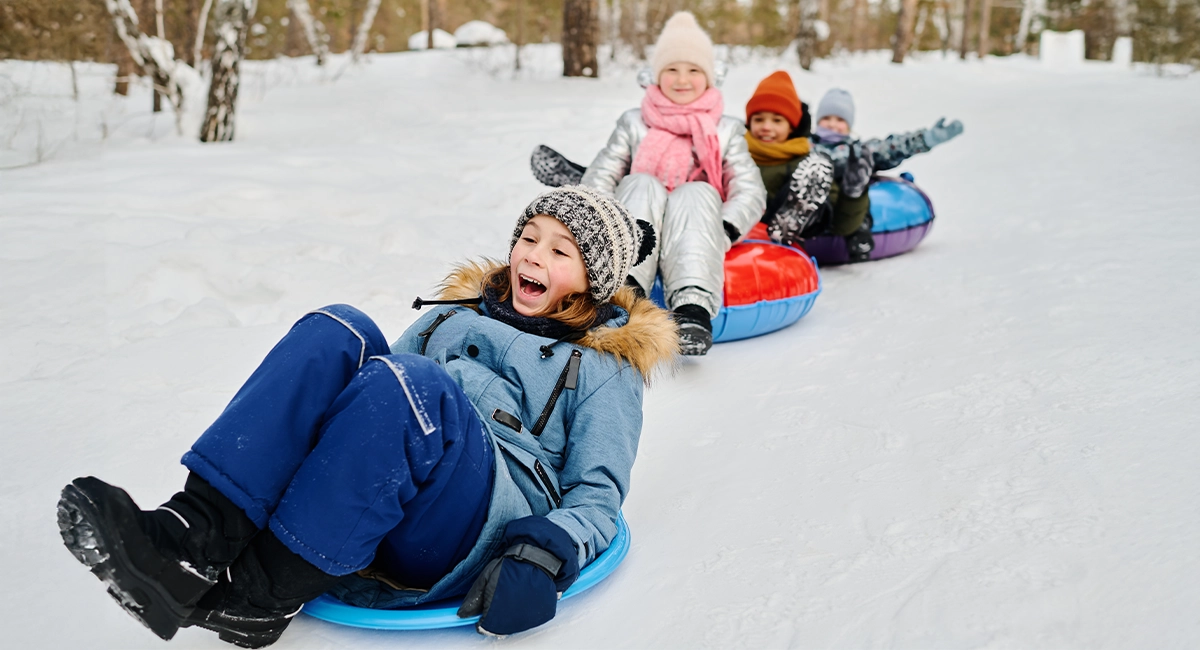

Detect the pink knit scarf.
xmin=631 ymin=86 xmax=726 ymax=200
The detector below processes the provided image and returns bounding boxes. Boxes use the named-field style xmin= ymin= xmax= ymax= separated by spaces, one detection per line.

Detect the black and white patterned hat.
xmin=511 ymin=185 xmax=654 ymax=303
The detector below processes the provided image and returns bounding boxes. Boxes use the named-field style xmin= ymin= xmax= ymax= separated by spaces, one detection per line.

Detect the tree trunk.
xmin=960 ymin=0 xmax=974 ymax=59
xmin=515 ymin=0 xmax=525 ymax=70
xmin=935 ymin=0 xmax=951 ymax=55
xmin=349 ymin=0 xmax=383 ymax=61
xmin=287 ymin=0 xmax=327 ymax=64
xmin=200 ymin=0 xmax=256 ymax=142
xmin=562 ymin=0 xmax=599 ymax=77
xmin=105 ymin=0 xmax=186 ymax=126
xmin=976 ymin=0 xmax=992 ymax=57
xmin=195 ymin=0 xmax=215 ymax=66
xmin=892 ymin=0 xmax=920 ymax=62
xmin=428 ymin=0 xmax=440 ymax=50
xmin=609 ymin=0 xmax=621 ymax=59
xmin=851 ymin=0 xmax=868 ymax=51
xmin=633 ymin=0 xmax=648 ymax=59
xmin=115 ymin=48 xmax=134 ymax=95
xmin=1015 ymin=0 xmax=1039 ymax=53
xmin=796 ymin=0 xmax=820 ymax=70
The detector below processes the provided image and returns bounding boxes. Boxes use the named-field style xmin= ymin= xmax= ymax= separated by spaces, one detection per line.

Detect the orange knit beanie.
xmin=745 ymin=71 xmax=802 ymax=128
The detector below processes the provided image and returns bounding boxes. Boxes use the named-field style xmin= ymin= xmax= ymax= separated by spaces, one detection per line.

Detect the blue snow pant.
xmin=181 ymin=305 xmax=494 ymax=589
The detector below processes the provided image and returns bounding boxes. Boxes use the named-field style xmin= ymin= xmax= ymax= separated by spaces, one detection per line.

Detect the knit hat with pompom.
xmin=511 ymin=186 xmax=655 ymax=303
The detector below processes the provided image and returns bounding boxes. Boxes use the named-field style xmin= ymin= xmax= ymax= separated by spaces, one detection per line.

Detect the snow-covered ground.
xmin=3 ymin=46 xmax=1199 ymax=649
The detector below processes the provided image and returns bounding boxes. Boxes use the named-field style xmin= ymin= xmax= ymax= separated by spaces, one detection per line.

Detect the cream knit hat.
xmin=650 ymin=12 xmax=715 ymax=86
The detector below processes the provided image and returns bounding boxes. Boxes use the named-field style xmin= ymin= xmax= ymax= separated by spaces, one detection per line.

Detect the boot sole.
xmin=186 ymin=610 xmax=291 ymax=649
xmin=58 ymin=482 xmax=204 ymax=641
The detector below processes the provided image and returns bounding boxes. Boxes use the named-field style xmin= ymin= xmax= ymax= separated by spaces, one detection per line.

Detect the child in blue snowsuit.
xmin=57 ymin=186 xmax=678 ymax=647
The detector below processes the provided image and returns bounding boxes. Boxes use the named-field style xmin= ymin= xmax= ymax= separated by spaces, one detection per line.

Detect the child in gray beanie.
xmin=800 ymin=87 xmax=963 ymax=261
xmin=56 ymin=185 xmax=679 ymax=647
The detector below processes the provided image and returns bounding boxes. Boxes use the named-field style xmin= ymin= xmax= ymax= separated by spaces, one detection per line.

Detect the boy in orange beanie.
xmin=743 ymin=71 xmax=835 ymax=246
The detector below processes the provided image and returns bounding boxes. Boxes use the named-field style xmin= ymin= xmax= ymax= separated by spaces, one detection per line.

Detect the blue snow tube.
xmin=301 ymin=513 xmax=632 ymax=630
xmin=800 ymin=173 xmax=936 ymax=265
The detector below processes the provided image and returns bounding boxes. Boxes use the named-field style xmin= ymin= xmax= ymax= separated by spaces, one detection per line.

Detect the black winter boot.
xmin=184 ymin=531 xmax=341 ymax=648
xmin=57 ymin=474 xmax=258 ymax=640
xmin=845 ymin=214 xmax=875 ymax=262
xmin=769 ymin=153 xmax=834 ymax=246
xmin=672 ymin=304 xmax=714 ymax=356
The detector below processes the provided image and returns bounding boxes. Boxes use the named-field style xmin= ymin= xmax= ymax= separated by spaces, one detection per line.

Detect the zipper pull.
xmin=565 ymin=350 xmax=582 ymax=390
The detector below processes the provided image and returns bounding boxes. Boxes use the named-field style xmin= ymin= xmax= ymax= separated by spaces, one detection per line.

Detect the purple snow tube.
xmin=802 ymin=175 xmax=936 ymax=265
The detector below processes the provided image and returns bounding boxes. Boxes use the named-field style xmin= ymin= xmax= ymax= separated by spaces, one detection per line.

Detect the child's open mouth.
xmin=519 ymin=274 xmax=546 ymax=297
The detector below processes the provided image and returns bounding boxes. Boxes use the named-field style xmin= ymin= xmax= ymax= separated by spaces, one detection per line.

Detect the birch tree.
xmin=104 ymin=0 xmax=194 ymax=131
xmin=153 ymin=0 xmax=165 ymax=112
xmin=286 ymin=0 xmax=328 ymax=65
xmin=349 ymin=0 xmax=383 ymax=62
xmin=193 ymin=0 xmax=214 ymax=66
xmin=200 ymin=0 xmax=255 ymax=142
xmin=1015 ymin=0 xmax=1044 ymax=53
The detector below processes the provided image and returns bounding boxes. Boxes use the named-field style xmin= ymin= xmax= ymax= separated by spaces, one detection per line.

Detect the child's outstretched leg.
xmin=57 ymin=305 xmax=390 ymax=642
xmin=186 ymin=353 xmax=494 ymax=648
xmin=660 ymin=181 xmax=725 ymax=356
xmin=767 ymin=153 xmax=834 ymax=246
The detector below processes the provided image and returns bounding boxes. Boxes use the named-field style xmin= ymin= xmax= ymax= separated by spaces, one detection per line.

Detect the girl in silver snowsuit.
xmin=581 ymin=12 xmax=765 ymax=355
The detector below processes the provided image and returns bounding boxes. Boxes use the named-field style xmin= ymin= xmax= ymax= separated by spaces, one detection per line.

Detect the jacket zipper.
xmin=417 ymin=310 xmax=457 ymax=355
xmin=534 ymin=460 xmax=562 ymax=508
xmin=530 ymin=349 xmax=582 ymax=437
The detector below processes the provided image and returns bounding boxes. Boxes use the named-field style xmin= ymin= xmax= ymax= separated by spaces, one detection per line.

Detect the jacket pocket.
xmin=496 ymin=443 xmax=560 ymax=513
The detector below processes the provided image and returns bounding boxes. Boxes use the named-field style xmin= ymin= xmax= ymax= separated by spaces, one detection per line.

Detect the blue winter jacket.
xmin=330 ymin=261 xmax=678 ymax=608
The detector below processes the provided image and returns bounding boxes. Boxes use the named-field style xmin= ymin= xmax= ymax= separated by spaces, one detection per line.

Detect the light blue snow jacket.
xmin=392 ymin=302 xmax=645 ymax=567
xmin=349 ymin=264 xmax=675 ymax=605
xmin=329 ymin=264 xmax=676 ymax=609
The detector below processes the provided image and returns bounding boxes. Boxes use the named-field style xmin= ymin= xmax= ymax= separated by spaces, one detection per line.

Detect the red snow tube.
xmin=655 ymin=238 xmax=822 ymax=342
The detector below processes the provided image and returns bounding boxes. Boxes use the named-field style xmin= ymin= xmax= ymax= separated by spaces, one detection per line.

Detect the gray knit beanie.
xmin=815 ymin=88 xmax=856 ymax=129
xmin=511 ymin=186 xmax=653 ymax=304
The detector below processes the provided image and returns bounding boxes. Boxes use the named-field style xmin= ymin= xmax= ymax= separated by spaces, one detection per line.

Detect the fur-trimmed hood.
xmin=435 ymin=260 xmax=678 ymax=379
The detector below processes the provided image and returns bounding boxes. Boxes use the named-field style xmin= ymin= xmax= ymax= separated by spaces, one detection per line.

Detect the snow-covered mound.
xmin=454 ymin=20 xmax=509 ymax=47
xmin=3 ymin=47 xmax=1200 ymax=649
xmin=407 ymin=28 xmax=456 ymax=50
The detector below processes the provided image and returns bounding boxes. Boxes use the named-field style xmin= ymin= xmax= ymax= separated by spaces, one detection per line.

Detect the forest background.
xmin=3 ymin=0 xmax=1197 ymax=79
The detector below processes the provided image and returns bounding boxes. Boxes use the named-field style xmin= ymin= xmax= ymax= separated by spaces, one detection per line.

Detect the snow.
xmin=1039 ymin=30 xmax=1086 ymax=68
xmin=1112 ymin=37 xmax=1133 ymax=67
xmin=407 ymin=29 xmax=457 ymax=51
xmin=3 ymin=47 xmax=1200 ymax=649
xmin=454 ymin=20 xmax=509 ymax=47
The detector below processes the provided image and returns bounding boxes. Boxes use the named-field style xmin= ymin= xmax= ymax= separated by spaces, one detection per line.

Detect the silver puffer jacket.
xmin=581 ymin=109 xmax=767 ymax=243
